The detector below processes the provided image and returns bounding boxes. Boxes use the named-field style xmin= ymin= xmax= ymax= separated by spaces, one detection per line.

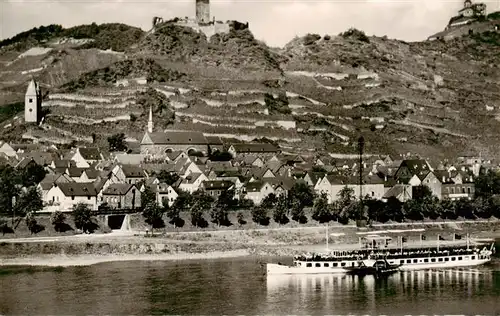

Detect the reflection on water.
xmin=266 ymin=267 xmax=499 ymax=315
xmin=0 ymin=258 xmax=499 ymax=315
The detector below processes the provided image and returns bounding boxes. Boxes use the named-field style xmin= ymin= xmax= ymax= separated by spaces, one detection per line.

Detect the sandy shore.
xmin=0 ymin=249 xmax=251 ymax=267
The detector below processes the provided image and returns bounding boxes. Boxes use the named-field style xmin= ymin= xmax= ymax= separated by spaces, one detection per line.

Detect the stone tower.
xmin=25 ymin=78 xmax=42 ymax=123
xmin=196 ymin=0 xmax=210 ymax=24
xmin=147 ymin=105 xmax=153 ymax=133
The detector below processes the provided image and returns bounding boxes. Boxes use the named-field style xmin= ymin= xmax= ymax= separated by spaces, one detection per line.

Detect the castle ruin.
xmin=151 ymin=0 xmax=248 ymax=38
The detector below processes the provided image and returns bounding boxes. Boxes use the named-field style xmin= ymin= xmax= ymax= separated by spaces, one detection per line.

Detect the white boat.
xmin=266 ymin=230 xmax=495 ymax=276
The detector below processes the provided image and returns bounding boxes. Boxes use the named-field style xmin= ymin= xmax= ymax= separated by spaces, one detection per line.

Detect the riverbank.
xmin=0 ymin=220 xmax=498 ymax=267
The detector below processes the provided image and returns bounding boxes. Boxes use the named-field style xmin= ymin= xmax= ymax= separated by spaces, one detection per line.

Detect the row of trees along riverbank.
xmin=3 ymin=167 xmax=500 ymax=236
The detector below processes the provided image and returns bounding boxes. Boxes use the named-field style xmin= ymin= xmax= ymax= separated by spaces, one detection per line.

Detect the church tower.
xmin=147 ymin=105 xmax=154 ymax=133
xmin=196 ymin=0 xmax=210 ymax=24
xmin=25 ymin=78 xmax=41 ymax=123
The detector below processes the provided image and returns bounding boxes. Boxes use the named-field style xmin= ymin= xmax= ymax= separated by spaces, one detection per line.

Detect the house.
xmin=113 ymin=153 xmax=146 ymax=165
xmin=45 ymin=182 xmax=98 ymax=211
xmin=394 ymin=159 xmax=433 ymax=184
xmin=140 ymin=130 xmax=209 ymax=157
xmin=38 ymin=173 xmax=73 ymax=198
xmin=177 ymin=173 xmax=208 ymax=193
xmin=156 ymin=183 xmax=178 ymax=207
xmin=202 ymin=180 xmax=235 ymax=199
xmin=228 ymin=143 xmax=280 ymax=158
xmin=436 ymin=170 xmax=475 ymax=200
xmin=304 ymin=172 xmax=326 ymax=187
xmin=70 ymin=147 xmax=104 ymax=168
xmin=101 ymin=183 xmax=141 ymax=210
xmin=419 ymin=171 xmax=442 ymax=198
xmin=112 ymin=164 xmax=146 ymax=184
xmin=382 ymin=184 xmax=412 ymax=202
xmin=243 ymin=181 xmax=275 ymax=205
xmin=0 ymin=142 xmax=17 ymax=158
xmin=314 ymin=174 xmax=385 ymax=204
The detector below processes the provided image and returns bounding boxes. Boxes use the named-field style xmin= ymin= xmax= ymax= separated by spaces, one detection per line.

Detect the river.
xmin=0 ymin=254 xmax=499 ymax=315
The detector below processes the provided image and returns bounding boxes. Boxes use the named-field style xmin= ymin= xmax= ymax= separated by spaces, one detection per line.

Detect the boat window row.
xmin=298 ymin=261 xmax=361 ymax=268
xmin=397 ymin=255 xmax=475 ymax=264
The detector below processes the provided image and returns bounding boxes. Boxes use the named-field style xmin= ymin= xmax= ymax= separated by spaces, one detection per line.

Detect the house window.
xmin=452 ymin=188 xmax=455 ymax=194
xmin=72 ymin=196 xmax=75 ymax=200
xmin=467 ymin=187 xmax=471 ymax=194
xmin=29 ymin=98 xmax=33 ymax=103
xmin=462 ymin=188 xmax=466 ymax=194
xmin=29 ymin=108 xmax=33 ymax=112
xmin=371 ymin=192 xmax=374 ymax=197
xmin=87 ymin=196 xmax=91 ymax=200
xmin=471 ymin=256 xmax=475 ymax=260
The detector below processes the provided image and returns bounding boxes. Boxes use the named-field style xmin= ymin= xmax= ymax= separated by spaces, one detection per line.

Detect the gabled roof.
xmin=144 ymin=131 xmax=207 ymax=145
xmin=230 ymin=143 xmax=279 ymax=153
xmin=52 ymin=159 xmax=75 ymax=168
xmin=181 ymin=173 xmax=204 ymax=184
xmin=383 ymin=184 xmax=411 ymax=199
xmin=56 ymin=182 xmax=97 ymax=196
xmin=245 ymin=181 xmax=270 ymax=192
xmin=263 ymin=177 xmax=295 ymax=190
xmin=66 ymin=167 xmax=86 ymax=178
xmin=84 ymin=169 xmax=100 ymax=180
xmin=114 ymin=154 xmax=145 ymax=165
xmin=121 ymin=164 xmax=145 ymax=178
xmin=103 ymin=183 xmax=135 ymax=195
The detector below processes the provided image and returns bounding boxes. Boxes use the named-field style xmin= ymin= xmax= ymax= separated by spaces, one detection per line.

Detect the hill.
xmin=0 ymin=17 xmax=500 ymax=159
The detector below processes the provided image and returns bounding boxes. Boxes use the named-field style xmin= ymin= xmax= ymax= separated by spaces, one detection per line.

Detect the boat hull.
xmin=266 ymin=258 xmax=491 ymax=275
xmin=266 ymin=263 xmax=347 ymax=275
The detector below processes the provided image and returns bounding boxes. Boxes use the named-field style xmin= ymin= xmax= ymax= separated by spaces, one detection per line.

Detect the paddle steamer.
xmin=266 ymin=233 xmax=495 ymax=275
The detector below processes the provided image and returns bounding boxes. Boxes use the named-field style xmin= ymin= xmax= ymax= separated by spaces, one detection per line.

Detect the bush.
xmin=251 ymin=206 xmax=270 ymax=226
xmin=303 ymin=33 xmax=321 ymax=45
xmin=323 ymin=34 xmax=331 ymax=41
xmin=340 ymin=28 xmax=370 ymax=43
xmin=237 ymin=212 xmax=247 ymax=226
xmin=73 ymin=203 xmax=98 ymax=233
xmin=51 ymin=211 xmax=73 ymax=233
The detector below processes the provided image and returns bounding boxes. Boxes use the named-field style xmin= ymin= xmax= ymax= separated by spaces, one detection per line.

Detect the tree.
xmin=190 ymin=191 xmax=212 ymax=228
xmin=264 ymin=92 xmax=291 ymax=114
xmin=142 ymin=202 xmax=165 ymax=233
xmin=166 ymin=203 xmax=184 ymax=228
xmin=383 ymin=197 xmax=404 ymax=222
xmin=261 ymin=193 xmax=278 ymax=209
xmin=20 ymin=163 xmax=47 ymax=187
xmin=333 ymin=186 xmax=356 ymax=225
xmin=412 ymin=185 xmax=433 ymax=201
xmin=0 ymin=166 xmax=21 ymax=225
xmin=141 ymin=185 xmax=156 ymax=210
xmin=312 ymin=192 xmax=331 ymax=223
xmin=209 ymin=150 xmax=233 ymax=161
xmin=474 ymin=169 xmax=500 ymax=198
xmin=454 ymin=198 xmax=476 ymax=220
xmin=14 ymin=186 xmax=44 ymax=228
xmin=107 ymin=133 xmax=128 ymax=152
xmin=251 ymin=206 xmax=269 ymax=226
xmin=290 ymin=200 xmax=308 ymax=224
xmin=289 ymin=181 xmax=315 ymax=209
xmin=72 ymin=203 xmax=97 ymax=233
xmin=273 ymin=195 xmax=290 ymax=225
xmin=157 ymin=170 xmax=180 ymax=186
xmin=440 ymin=198 xmax=457 ymax=220
xmin=25 ymin=211 xmax=43 ymax=235
xmin=210 ymin=206 xmax=229 ymax=227
xmin=364 ymin=196 xmax=385 ymax=222
xmin=51 ymin=211 xmax=71 ymax=232
xmin=403 ymin=199 xmax=424 ymax=221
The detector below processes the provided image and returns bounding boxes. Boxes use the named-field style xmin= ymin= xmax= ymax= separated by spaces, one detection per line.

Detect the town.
xmin=1 ymin=78 xmax=499 ymax=235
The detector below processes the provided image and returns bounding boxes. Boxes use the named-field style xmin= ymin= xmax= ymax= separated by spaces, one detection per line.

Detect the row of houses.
xmin=0 ymin=132 xmax=488 ymax=212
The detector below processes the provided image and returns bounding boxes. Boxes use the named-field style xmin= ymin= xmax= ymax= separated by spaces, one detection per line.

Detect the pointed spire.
xmin=147 ymin=106 xmax=153 ymax=133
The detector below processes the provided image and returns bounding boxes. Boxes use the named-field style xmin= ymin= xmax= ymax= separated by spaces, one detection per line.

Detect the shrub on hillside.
xmin=25 ymin=211 xmax=44 ymax=235
xmin=340 ymin=28 xmax=370 ymax=43
xmin=237 ymin=212 xmax=247 ymax=226
xmin=72 ymin=203 xmax=98 ymax=234
xmin=303 ymin=33 xmax=321 ymax=46
xmin=251 ymin=206 xmax=270 ymax=226
xmin=264 ymin=92 xmax=291 ymax=115
xmin=51 ymin=211 xmax=73 ymax=233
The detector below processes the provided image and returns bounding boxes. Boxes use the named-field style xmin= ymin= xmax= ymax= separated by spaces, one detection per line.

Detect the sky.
xmin=1 ymin=0 xmax=500 ymax=47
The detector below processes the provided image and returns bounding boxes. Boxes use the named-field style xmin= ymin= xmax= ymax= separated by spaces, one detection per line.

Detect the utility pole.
xmin=358 ymin=136 xmax=365 ymax=225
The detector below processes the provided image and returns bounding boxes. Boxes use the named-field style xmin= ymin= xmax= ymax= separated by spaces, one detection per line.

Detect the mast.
xmin=437 ymin=234 xmax=440 ymax=252
xmin=358 ymin=136 xmax=365 ymax=223
xmin=466 ymin=232 xmax=469 ymax=250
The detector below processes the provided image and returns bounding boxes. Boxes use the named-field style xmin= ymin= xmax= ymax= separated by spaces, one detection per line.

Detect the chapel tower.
xmin=25 ymin=78 xmax=42 ymax=123
xmin=196 ymin=0 xmax=210 ymax=24
xmin=147 ymin=106 xmax=154 ymax=133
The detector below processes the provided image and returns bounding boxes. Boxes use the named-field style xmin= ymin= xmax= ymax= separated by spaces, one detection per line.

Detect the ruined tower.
xmin=25 ymin=78 xmax=42 ymax=123
xmin=196 ymin=0 xmax=210 ymax=24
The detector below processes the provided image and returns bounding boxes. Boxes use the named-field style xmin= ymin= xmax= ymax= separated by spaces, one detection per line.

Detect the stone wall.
xmin=140 ymin=144 xmax=208 ymax=157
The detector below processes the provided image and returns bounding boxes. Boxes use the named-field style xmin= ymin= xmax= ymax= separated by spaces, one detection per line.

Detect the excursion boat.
xmin=266 ymin=231 xmax=495 ymax=276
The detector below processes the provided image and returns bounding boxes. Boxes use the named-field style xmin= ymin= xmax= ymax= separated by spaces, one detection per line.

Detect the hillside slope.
xmin=1 ymin=19 xmax=500 ymax=159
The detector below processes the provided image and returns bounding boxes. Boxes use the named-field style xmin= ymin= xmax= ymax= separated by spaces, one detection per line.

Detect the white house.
xmin=156 ymin=183 xmax=178 ymax=207
xmin=45 ymin=182 xmax=98 ymax=211
xmin=178 ymin=173 xmax=208 ymax=193
xmin=70 ymin=147 xmax=104 ymax=168
xmin=244 ymin=181 xmax=275 ymax=205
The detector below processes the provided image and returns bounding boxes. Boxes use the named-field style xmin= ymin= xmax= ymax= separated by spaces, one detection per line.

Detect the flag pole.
xmin=466 ymin=232 xmax=469 ymax=251
xmin=437 ymin=234 xmax=440 ymax=252
xmin=420 ymin=234 xmax=422 ymax=246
